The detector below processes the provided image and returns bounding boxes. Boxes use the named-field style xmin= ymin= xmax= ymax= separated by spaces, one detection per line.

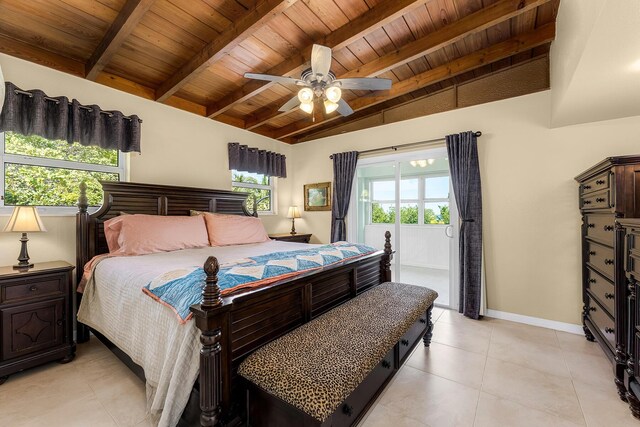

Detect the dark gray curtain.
xmin=0 ymin=82 xmax=141 ymax=152
xmin=446 ymin=131 xmax=482 ymax=319
xmin=331 ymin=151 xmax=358 ymax=242
xmin=228 ymin=142 xmax=287 ymax=178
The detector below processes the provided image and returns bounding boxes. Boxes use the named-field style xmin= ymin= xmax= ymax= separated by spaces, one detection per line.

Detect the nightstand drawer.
xmin=1 ymin=298 xmax=65 ymax=360
xmin=2 ymin=274 xmax=65 ymax=303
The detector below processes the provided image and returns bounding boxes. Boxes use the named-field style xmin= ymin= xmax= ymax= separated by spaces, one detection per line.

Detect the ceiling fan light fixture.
xmin=297 ymin=87 xmax=314 ymax=104
xmin=300 ymin=101 xmax=314 ymax=114
xmin=325 ymin=86 xmax=342 ymax=103
xmin=324 ymin=100 xmax=339 ymax=114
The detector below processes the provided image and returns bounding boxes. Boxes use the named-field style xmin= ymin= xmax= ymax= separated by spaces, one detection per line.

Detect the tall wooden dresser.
xmin=576 ymin=156 xmax=640 ymax=411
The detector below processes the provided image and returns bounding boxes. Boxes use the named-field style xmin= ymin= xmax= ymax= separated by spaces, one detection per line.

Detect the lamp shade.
xmin=287 ymin=206 xmax=301 ymax=219
xmin=3 ymin=206 xmax=47 ymax=233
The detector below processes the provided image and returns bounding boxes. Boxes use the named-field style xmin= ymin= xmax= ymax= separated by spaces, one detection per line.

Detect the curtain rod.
xmin=329 ymin=131 xmax=482 ymax=159
xmin=12 ymin=89 xmax=142 ymax=123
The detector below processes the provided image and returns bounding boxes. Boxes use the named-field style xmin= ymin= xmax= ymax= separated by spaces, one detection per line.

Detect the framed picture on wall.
xmin=304 ymin=182 xmax=331 ymax=211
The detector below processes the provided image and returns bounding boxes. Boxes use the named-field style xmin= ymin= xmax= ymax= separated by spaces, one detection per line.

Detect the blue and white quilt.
xmin=142 ymin=242 xmax=378 ymax=322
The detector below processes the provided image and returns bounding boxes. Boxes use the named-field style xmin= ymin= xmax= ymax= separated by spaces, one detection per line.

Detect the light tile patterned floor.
xmin=0 ymin=309 xmax=636 ymax=426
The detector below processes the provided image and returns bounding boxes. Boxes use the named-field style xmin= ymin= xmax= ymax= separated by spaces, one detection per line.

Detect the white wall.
xmin=0 ymin=53 xmax=292 ymax=267
xmin=289 ymin=90 xmax=640 ymax=325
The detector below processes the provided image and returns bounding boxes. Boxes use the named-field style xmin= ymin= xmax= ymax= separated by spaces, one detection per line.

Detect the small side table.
xmin=0 ymin=261 xmax=76 ymax=384
xmin=269 ymin=233 xmax=312 ymax=244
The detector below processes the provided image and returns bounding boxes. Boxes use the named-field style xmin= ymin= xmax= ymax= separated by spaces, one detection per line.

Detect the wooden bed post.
xmin=382 ymin=231 xmax=393 ymax=282
xmin=76 ymin=182 xmax=91 ymax=343
xmin=190 ymin=256 xmax=228 ymax=427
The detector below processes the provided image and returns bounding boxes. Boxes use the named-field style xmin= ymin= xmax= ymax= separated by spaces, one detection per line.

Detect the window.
xmin=1 ymin=132 xmax=125 ymax=213
xmin=231 ymin=170 xmax=275 ymax=214
xmin=368 ymin=174 xmax=450 ymax=225
xmin=424 ymin=176 xmax=450 ymax=224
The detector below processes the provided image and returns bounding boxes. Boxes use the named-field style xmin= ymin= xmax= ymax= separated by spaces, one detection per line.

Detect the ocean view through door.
xmin=350 ymin=148 xmax=458 ymax=308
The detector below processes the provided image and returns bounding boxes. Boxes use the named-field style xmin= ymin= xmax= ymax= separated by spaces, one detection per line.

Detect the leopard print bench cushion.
xmin=238 ymin=282 xmax=438 ymax=422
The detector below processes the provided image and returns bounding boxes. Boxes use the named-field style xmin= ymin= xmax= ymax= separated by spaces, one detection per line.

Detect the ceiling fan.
xmin=244 ymin=44 xmax=392 ymax=117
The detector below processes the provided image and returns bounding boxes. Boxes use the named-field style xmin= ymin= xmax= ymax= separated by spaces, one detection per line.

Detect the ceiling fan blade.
xmin=278 ymin=96 xmax=300 ymax=112
xmin=244 ymin=73 xmax=303 ymax=86
xmin=311 ymin=44 xmax=332 ymax=81
xmin=333 ymin=77 xmax=392 ymax=91
xmin=337 ymin=99 xmax=354 ymax=116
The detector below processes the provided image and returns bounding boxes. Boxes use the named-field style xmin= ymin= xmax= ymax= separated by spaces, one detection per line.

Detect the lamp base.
xmin=13 ymin=233 xmax=32 ymax=270
xmin=290 ymin=218 xmax=297 ymax=235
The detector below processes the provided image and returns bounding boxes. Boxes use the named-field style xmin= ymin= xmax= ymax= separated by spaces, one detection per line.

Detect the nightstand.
xmin=0 ymin=261 xmax=76 ymax=384
xmin=269 ymin=233 xmax=312 ymax=244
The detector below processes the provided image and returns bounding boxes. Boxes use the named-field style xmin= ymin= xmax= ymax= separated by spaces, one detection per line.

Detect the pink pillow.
xmin=201 ymin=213 xmax=270 ymax=246
xmin=104 ymin=214 xmax=209 ymax=255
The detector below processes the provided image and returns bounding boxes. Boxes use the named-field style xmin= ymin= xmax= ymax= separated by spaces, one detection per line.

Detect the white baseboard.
xmin=485 ymin=309 xmax=583 ymax=335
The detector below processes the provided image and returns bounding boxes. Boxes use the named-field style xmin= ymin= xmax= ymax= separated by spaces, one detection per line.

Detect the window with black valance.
xmin=228 ymin=142 xmax=286 ymax=178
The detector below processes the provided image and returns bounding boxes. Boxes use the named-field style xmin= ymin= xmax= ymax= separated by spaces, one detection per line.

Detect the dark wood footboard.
xmin=190 ymin=231 xmax=394 ymax=426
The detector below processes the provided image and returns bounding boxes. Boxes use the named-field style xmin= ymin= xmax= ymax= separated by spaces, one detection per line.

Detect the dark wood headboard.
xmin=75 ymin=181 xmax=254 ymax=285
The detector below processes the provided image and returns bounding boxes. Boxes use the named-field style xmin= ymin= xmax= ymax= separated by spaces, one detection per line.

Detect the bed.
xmin=75 ymin=181 xmax=393 ymax=427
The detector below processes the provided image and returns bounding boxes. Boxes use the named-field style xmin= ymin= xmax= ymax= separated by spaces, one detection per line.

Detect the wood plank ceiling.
xmin=0 ymin=0 xmax=560 ymax=143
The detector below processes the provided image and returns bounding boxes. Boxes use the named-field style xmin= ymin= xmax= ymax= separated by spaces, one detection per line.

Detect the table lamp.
xmin=287 ymin=206 xmax=301 ymax=235
xmin=3 ymin=206 xmax=46 ymax=269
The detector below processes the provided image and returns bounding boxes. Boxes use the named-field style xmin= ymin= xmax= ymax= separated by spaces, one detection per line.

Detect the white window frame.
xmin=0 ymin=132 xmax=126 ymax=216
xmin=368 ymin=173 xmax=450 ymax=225
xmin=231 ymin=170 xmax=276 ymax=215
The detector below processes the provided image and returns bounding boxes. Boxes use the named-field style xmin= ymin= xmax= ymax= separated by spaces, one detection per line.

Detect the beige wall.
xmin=0 ymin=54 xmax=291 ymax=267
xmin=289 ymin=90 xmax=640 ymax=325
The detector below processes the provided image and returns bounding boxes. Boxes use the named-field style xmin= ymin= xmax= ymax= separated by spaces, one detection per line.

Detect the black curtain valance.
xmin=0 ymin=82 xmax=141 ymax=153
xmin=228 ymin=142 xmax=287 ymax=178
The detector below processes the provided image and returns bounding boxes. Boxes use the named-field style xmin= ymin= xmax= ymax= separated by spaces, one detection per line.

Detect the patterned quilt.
xmin=143 ymin=242 xmax=378 ymax=323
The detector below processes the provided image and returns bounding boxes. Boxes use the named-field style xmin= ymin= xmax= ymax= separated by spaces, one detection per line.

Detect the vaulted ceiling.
xmin=0 ymin=0 xmax=559 ymax=143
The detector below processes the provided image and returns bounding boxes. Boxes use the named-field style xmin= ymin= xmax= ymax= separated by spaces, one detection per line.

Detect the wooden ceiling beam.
xmin=205 ymin=0 xmax=427 ymax=118
xmin=244 ymin=0 xmax=551 ymax=130
xmin=85 ymin=0 xmax=156 ymax=81
xmin=155 ymin=0 xmax=297 ymax=102
xmin=0 ymin=33 xmax=85 ymax=77
xmin=268 ymin=22 xmax=555 ymax=140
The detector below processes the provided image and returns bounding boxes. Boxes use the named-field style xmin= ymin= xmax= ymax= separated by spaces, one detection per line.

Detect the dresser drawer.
xmin=1 ymin=298 xmax=65 ymax=360
xmin=580 ymin=171 xmax=610 ymax=195
xmin=588 ymin=298 xmax=615 ymax=350
xmin=585 ymin=214 xmax=615 ymax=246
xmin=1 ymin=273 xmax=65 ymax=304
xmin=586 ymin=241 xmax=615 ymax=280
xmin=586 ymin=268 xmax=615 ymax=315
xmin=581 ymin=190 xmax=613 ymax=210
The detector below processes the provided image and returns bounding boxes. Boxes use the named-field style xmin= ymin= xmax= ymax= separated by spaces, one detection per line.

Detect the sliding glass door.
xmin=349 ymin=148 xmax=458 ymax=308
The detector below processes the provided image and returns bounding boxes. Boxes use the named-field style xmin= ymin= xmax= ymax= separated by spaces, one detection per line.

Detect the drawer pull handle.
xmin=604 ymin=225 xmax=614 ymax=231
xmin=589 ymin=278 xmax=597 ymax=284
xmin=596 ymin=180 xmax=606 ymax=185
xmin=596 ymin=198 xmax=605 ymax=203
xmin=584 ymin=200 xmax=592 ymax=205
xmin=342 ymin=404 xmax=353 ymax=417
xmin=588 ymin=224 xmax=595 ymax=228
xmin=605 ymin=259 xmax=614 ymax=265
xmin=57 ymin=320 xmax=63 ymax=326
xmin=589 ymin=306 xmax=596 ymax=312
xmin=605 ymin=292 xmax=614 ymax=299
xmin=605 ymin=327 xmax=614 ymax=334
xmin=589 ymin=251 xmax=596 ymax=256
xmin=401 ymin=339 xmax=409 ymax=346
xmin=419 ymin=318 xmax=426 ymax=324
xmin=584 ymin=185 xmax=592 ymax=190
xmin=381 ymin=360 xmax=391 ymax=369
xmin=29 ymin=285 xmax=37 ymax=292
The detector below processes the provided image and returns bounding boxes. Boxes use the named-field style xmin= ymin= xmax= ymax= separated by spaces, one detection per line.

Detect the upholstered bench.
xmin=238 ymin=282 xmax=438 ymax=427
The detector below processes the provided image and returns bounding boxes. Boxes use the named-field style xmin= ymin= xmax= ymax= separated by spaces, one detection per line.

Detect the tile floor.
xmin=0 ymin=309 xmax=636 ymax=426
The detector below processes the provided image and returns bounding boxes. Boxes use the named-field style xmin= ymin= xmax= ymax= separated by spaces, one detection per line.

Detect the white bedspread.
xmin=77 ymin=240 xmax=318 ymax=427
